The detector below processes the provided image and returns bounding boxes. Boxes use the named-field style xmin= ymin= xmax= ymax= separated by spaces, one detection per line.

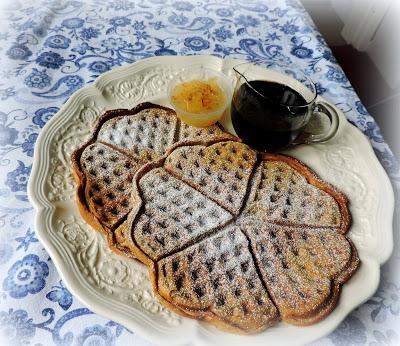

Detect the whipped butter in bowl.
xmin=168 ymin=67 xmax=233 ymax=127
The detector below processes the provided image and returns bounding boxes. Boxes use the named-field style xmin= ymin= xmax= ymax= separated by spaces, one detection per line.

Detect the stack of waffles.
xmin=72 ymin=103 xmax=359 ymax=334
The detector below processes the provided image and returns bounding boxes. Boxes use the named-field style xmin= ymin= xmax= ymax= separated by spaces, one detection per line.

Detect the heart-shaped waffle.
xmin=72 ymin=103 xmax=232 ymax=251
xmin=72 ymin=103 xmax=359 ymax=334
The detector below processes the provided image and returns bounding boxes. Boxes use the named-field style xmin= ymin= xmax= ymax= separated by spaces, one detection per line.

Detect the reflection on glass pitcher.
xmin=231 ymin=61 xmax=339 ymax=151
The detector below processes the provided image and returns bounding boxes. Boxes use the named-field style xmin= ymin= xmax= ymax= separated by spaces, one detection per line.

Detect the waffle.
xmin=131 ymin=167 xmax=232 ymax=261
xmin=71 ymin=103 xmax=232 ymax=255
xmin=241 ymin=221 xmax=358 ymax=325
xmin=157 ymin=226 xmax=279 ymax=333
xmin=243 ymin=153 xmax=350 ymax=230
xmin=164 ymin=141 xmax=257 ymax=215
xmin=97 ymin=106 xmax=178 ymax=161
xmin=78 ymin=142 xmax=142 ymax=229
xmin=72 ymin=103 xmax=359 ymax=334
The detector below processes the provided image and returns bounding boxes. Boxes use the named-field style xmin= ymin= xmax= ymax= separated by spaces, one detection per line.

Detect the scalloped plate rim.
xmin=28 ymin=55 xmax=394 ymax=346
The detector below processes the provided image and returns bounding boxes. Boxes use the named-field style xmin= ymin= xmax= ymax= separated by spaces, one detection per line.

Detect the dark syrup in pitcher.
xmin=231 ymin=80 xmax=309 ymax=151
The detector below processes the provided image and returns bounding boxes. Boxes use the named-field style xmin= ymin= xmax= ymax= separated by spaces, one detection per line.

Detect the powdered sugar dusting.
xmin=164 ymin=141 xmax=257 ymax=215
xmin=178 ymin=122 xmax=229 ymax=142
xmin=241 ymin=220 xmax=352 ymax=319
xmin=133 ymin=167 xmax=232 ymax=260
xmin=246 ymin=161 xmax=341 ymax=226
xmin=98 ymin=108 xmax=177 ymax=160
xmin=157 ymin=226 xmax=278 ymax=331
xmin=80 ymin=142 xmax=142 ymax=228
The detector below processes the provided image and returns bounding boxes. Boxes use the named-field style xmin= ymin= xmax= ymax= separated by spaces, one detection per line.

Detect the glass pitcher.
xmin=231 ymin=60 xmax=339 ymax=151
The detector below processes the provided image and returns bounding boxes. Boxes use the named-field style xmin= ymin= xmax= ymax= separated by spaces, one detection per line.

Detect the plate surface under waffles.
xmin=71 ymin=102 xmax=359 ymax=334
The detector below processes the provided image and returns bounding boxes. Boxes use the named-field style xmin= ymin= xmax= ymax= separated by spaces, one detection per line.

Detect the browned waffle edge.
xmin=71 ymin=107 xmax=359 ymax=333
xmin=114 ymin=137 xmax=280 ymax=334
xmin=248 ymin=153 xmax=360 ymax=326
xmin=113 ymin=136 xmax=240 ymax=263
xmin=71 ymin=103 xmax=178 ymax=259
xmin=261 ymin=153 xmax=352 ymax=234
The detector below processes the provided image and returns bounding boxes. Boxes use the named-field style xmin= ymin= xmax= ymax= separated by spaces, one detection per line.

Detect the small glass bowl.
xmin=167 ymin=66 xmax=233 ymax=128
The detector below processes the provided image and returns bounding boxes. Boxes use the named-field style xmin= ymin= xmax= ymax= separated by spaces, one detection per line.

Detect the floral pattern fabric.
xmin=0 ymin=0 xmax=399 ymax=345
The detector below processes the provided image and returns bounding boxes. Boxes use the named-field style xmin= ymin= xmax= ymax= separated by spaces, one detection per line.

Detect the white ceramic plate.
xmin=28 ymin=56 xmax=394 ymax=346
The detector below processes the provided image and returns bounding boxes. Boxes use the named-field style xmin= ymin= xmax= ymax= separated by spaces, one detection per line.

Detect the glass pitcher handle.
xmin=301 ymin=101 xmax=339 ymax=144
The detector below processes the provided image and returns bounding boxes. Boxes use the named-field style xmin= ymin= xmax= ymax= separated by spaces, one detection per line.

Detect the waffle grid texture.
xmin=72 ymin=103 xmax=359 ymax=334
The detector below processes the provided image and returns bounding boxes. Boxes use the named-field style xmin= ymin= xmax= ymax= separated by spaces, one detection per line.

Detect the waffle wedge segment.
xmin=156 ymin=226 xmax=279 ymax=333
xmin=244 ymin=153 xmax=350 ymax=232
xmin=241 ymin=221 xmax=359 ymax=325
xmin=178 ymin=121 xmax=233 ymax=142
xmin=132 ymin=167 xmax=232 ymax=261
xmin=77 ymin=142 xmax=143 ymax=229
xmin=164 ymin=141 xmax=257 ymax=215
xmin=98 ymin=107 xmax=178 ymax=161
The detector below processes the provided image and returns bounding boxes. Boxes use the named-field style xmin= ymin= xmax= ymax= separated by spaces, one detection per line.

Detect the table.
xmin=0 ymin=0 xmax=399 ymax=345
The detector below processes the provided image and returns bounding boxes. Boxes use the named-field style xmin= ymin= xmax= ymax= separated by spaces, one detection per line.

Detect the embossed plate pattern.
xmin=28 ymin=56 xmax=394 ymax=346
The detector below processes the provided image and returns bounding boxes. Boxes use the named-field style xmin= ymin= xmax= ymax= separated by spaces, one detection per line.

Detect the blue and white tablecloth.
xmin=0 ymin=0 xmax=399 ymax=345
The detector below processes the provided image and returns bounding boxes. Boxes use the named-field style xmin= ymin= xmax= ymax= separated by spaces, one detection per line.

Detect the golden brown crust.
xmin=114 ymin=137 xmax=237 ymax=263
xmin=71 ymin=103 xmax=175 ymax=260
xmin=71 ymin=103 xmax=234 ymax=258
xmin=71 ymin=103 xmax=359 ymax=334
xmin=261 ymin=153 xmax=351 ymax=233
xmin=283 ymin=240 xmax=360 ymax=326
xmin=153 ymin=227 xmax=280 ymax=334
